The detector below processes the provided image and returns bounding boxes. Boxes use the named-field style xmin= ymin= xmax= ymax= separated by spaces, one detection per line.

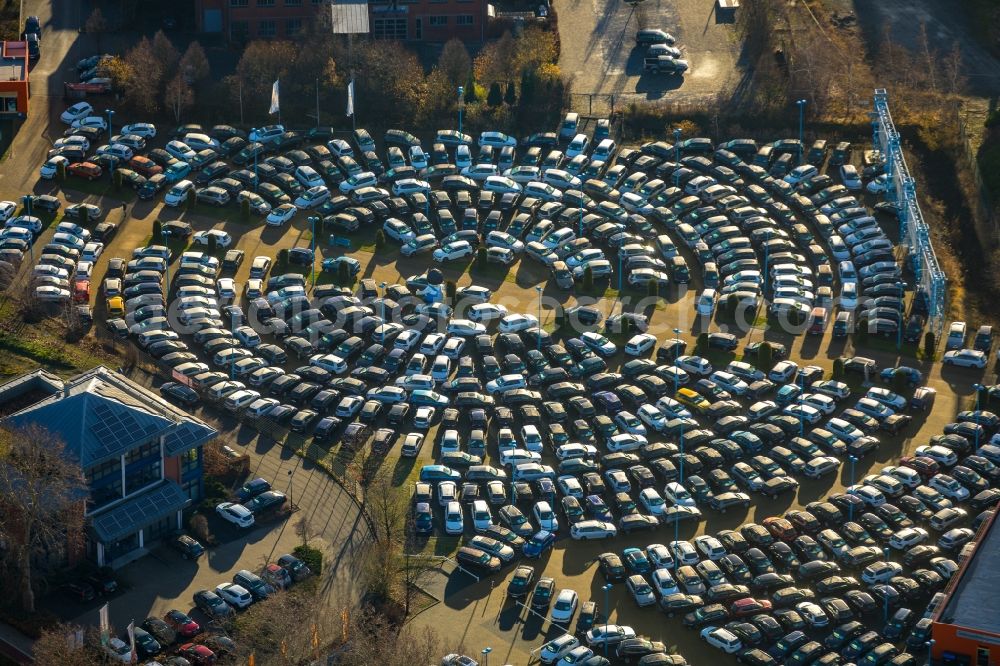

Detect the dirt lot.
xmin=554 ymin=0 xmax=741 ymax=113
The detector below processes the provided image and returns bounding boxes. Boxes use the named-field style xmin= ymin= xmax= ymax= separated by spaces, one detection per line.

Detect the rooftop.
xmin=1 ymin=366 xmax=216 ymax=467
xmin=937 ymin=509 xmax=1000 ymax=635
xmin=0 ymin=42 xmax=27 ymax=81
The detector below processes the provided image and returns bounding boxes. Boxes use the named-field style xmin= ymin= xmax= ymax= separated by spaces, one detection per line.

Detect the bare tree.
xmin=336 ymin=609 xmax=446 ymax=665
xmin=33 ymin=623 xmax=104 ymax=666
xmin=0 ymin=425 xmax=87 ymax=612
xmin=122 ymin=37 xmax=164 ymax=114
xmin=917 ymin=21 xmax=938 ymax=93
xmin=438 ymin=38 xmax=472 ymax=88
xmin=165 ymin=73 xmax=194 ymax=122
xmin=151 ymin=30 xmax=180 ymax=75
xmin=179 ymin=41 xmax=210 ymax=85
xmin=84 ymin=8 xmax=108 ymax=50
xmin=942 ymin=41 xmax=966 ymax=95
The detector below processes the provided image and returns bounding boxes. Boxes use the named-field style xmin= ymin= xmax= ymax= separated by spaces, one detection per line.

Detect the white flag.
xmin=269 ymin=79 xmax=280 ymax=115
xmin=127 ymin=621 xmax=136 ymax=663
xmin=98 ymin=603 xmax=110 ymax=645
xmin=346 ymin=80 xmax=355 ymax=118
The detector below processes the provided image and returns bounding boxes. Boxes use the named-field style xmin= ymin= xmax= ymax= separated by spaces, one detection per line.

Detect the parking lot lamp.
xmin=796 ymin=100 xmax=807 ymax=161
xmin=579 ymin=205 xmax=584 ymax=238
xmin=617 ymin=249 xmax=623 ymax=292
xmin=883 ymin=546 xmax=891 ymax=622
xmin=974 ymin=383 xmax=984 ymax=450
xmin=308 ymin=216 xmax=319 ymax=288
xmin=673 ymin=128 xmax=682 ymax=188
xmin=481 ymin=647 xmax=491 ymax=666
xmin=21 ymin=196 xmax=33 ymax=263
xmin=230 ymin=309 xmax=238 ymax=380
xmin=457 ymin=87 xmax=465 ymax=135
xmin=762 ymin=229 xmax=772 ymax=296
xmin=106 ymin=108 xmax=114 ymax=138
xmin=252 ymin=128 xmax=259 ymax=190
xmin=602 ymin=583 xmax=613 ymax=657
xmin=678 ymin=421 xmax=685 ymax=484
xmin=798 ymin=374 xmax=806 ymax=438
xmin=848 ymin=456 xmax=857 ymax=520
xmin=379 ymin=282 xmax=387 ymax=322
xmin=896 ymin=281 xmax=904 ymax=350
xmin=672 ymin=328 xmax=681 ymax=393
xmin=535 ymin=286 xmax=543 ymax=351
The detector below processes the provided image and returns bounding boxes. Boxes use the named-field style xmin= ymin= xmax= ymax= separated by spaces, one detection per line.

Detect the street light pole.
xmin=883 ymin=547 xmax=891 ymax=623
xmin=252 ymin=128 xmax=259 ymax=192
xmin=379 ymin=281 xmax=387 ymax=322
xmin=672 ymin=327 xmax=681 ymax=394
xmin=848 ymin=456 xmax=857 ymax=521
xmin=535 ymin=286 xmax=543 ymax=351
xmin=457 ymin=86 xmax=465 ymax=135
xmin=308 ymin=216 xmax=318 ymax=288
xmin=974 ymin=384 xmax=984 ymax=450
xmin=797 ymin=100 xmax=807 ymax=163
xmin=106 ymin=108 xmax=114 ymax=139
xmin=602 ymin=583 xmax=612 ymax=657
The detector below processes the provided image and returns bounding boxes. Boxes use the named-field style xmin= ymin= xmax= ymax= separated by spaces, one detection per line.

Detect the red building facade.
xmin=0 ymin=42 xmax=30 ymax=116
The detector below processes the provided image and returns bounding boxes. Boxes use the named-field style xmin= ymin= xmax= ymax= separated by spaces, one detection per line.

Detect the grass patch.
xmin=0 ymin=331 xmax=92 ymax=369
xmin=469 ymin=262 xmax=519 ymax=284
xmin=852 ymin=333 xmax=919 ymax=358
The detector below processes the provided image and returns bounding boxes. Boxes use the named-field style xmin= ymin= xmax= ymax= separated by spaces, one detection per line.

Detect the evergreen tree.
xmin=151 ymin=220 xmax=164 ymax=245
xmin=504 ymin=80 xmax=517 ymax=105
xmin=487 ymin=82 xmax=503 ymax=107
xmin=464 ymin=73 xmax=478 ymax=103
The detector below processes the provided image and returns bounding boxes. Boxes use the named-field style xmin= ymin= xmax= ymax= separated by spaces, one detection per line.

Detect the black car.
xmin=92 ymin=221 xmax=118 ymax=242
xmin=193 ymin=590 xmax=233 ymax=619
xmin=142 ymin=617 xmax=176 ymax=646
xmin=243 ymin=490 xmax=287 ymax=514
xmin=159 ymin=381 xmax=199 ymax=406
xmin=27 ymin=194 xmax=60 ymax=213
xmin=132 ymin=627 xmax=162 ymax=658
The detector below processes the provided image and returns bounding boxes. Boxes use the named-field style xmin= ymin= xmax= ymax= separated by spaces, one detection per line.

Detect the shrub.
xmin=337 ymin=260 xmax=351 ymax=285
xmin=475 ymin=246 xmax=488 ymax=269
xmin=445 ymin=280 xmax=456 ymax=304
xmin=487 ymin=82 xmax=503 ymax=107
xmin=189 ymin=513 xmax=215 ymax=546
xmin=647 ymin=279 xmax=659 ymax=298
xmin=583 ymin=265 xmax=594 ymax=291
xmin=757 ymin=342 xmax=773 ymax=370
xmin=374 ymin=229 xmax=386 ymax=251
xmin=151 ymin=220 xmax=164 ymax=246
xmin=207 ymin=234 xmax=218 ymax=257
xmin=505 ymin=80 xmax=517 ymax=105
xmin=185 ymin=189 xmax=195 ymax=209
xmin=56 ymin=160 xmax=67 ymax=181
xmin=696 ymin=332 xmax=709 ymax=353
xmin=112 ymin=169 xmax=123 ymax=189
xmin=832 ymin=358 xmax=845 ymax=379
xmin=293 ymin=544 xmax=324 ymax=576
xmin=923 ymin=331 xmax=936 ymax=357
xmin=240 ymin=197 xmax=251 ymax=221
xmin=276 ymin=248 xmax=289 ymax=272
xmin=890 ymin=369 xmax=909 ymax=394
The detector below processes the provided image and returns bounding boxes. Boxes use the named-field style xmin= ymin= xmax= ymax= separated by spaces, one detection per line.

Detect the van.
xmin=559 ymin=113 xmax=580 ymax=140
xmin=401 ymin=432 xmax=425 ymax=457
xmin=946 ymin=321 xmax=967 ymax=350
xmin=573 ymin=259 xmax=612 ymax=280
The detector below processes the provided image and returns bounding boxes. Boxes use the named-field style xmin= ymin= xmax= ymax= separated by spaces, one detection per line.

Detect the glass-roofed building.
xmin=0 ymin=366 xmax=217 ymax=568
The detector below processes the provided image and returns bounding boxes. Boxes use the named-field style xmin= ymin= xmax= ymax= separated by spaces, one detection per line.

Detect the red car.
xmin=762 ymin=517 xmax=797 ymax=542
xmin=730 ymin=597 xmax=773 ymax=617
xmin=899 ymin=455 xmax=939 ymax=481
xmin=179 ymin=643 xmax=217 ymax=665
xmin=164 ymin=609 xmax=200 ymax=638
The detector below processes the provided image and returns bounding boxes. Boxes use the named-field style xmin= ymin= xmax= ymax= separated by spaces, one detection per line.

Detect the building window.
xmin=181 ymin=448 xmax=201 ymax=476
xmin=182 ymin=478 xmax=201 ymax=501
xmin=258 ymin=20 xmax=276 ymax=37
xmin=230 ymin=20 xmax=249 ymax=40
xmin=230 ymin=0 xmax=248 ymax=6
xmin=146 ymin=515 xmax=174 ymax=541
xmin=257 ymin=0 xmax=275 ymax=5
xmin=125 ymin=459 xmax=161 ymax=495
xmin=457 ymin=14 xmax=474 ymax=24
xmin=429 ymin=15 xmax=447 ymax=25
xmin=87 ymin=458 xmax=122 ymax=486
xmin=125 ymin=441 xmax=159 ymax=466
xmin=286 ymin=0 xmax=302 ymax=4
xmin=286 ymin=18 xmax=303 ymax=35
xmin=90 ymin=482 xmax=122 ymax=511
xmin=372 ymin=17 xmax=407 ymax=40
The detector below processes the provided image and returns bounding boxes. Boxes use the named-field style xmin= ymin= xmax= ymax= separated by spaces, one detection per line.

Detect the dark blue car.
xmin=522 ymin=530 xmax=555 ymax=558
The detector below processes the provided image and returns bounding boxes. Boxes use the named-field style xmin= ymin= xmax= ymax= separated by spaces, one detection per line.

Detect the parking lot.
xmin=7 ymin=66 xmax=1000 ymax=666
xmin=554 ymin=0 xmax=741 ymax=106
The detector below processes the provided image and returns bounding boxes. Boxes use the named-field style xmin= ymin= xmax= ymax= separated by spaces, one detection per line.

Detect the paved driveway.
xmin=554 ymin=0 xmax=740 ymax=110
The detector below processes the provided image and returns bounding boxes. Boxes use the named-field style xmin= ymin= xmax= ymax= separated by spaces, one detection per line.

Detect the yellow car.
xmin=106 ymin=296 xmax=124 ymax=317
xmin=675 ymin=387 xmax=710 ymax=413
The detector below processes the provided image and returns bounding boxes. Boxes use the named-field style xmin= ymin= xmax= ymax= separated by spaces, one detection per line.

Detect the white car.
xmin=669 ymin=540 xmax=700 ymax=566
xmin=533 ymin=501 xmax=559 ymax=531
xmin=215 ymin=582 xmax=253 ymax=609
xmin=468 ymin=303 xmax=509 ymax=323
xmin=486 ymin=373 xmax=527 ymax=394
xmin=626 ymin=574 xmax=656 ymax=607
xmin=499 ymin=313 xmax=538 ymax=333
xmin=294 ymin=185 xmax=331 ymax=209
xmin=637 ymin=404 xmax=669 ymax=432
xmin=795 ymin=601 xmax=829 ymax=628
xmin=846 ymin=484 xmax=886 ymax=507
xmin=40 ymin=155 xmax=69 ymax=179
xmin=943 ymin=349 xmax=987 ymax=368
xmin=664 ymin=482 xmax=696 ymax=507
xmin=60 ymin=102 xmax=94 ymax=124
xmin=550 ymin=589 xmax=579 ymax=622
xmin=929 ymin=474 xmax=970 ymax=501
xmin=651 ymin=568 xmax=679 ymax=596
xmin=103 ymin=637 xmax=133 ymax=663
xmin=694 ymin=535 xmax=727 ymax=561
xmin=675 ymin=355 xmax=712 ymax=376
xmin=555 ymin=443 xmax=598 ymax=460
xmin=569 ymin=520 xmax=617 ymax=540
xmin=192 ymin=229 xmax=233 ymax=248
xmin=447 ymin=319 xmax=487 ymax=336
xmin=80 ymin=242 xmax=104 ymax=263
xmin=862 ymin=560 xmax=904 ymax=584
xmin=539 ymin=634 xmax=581 ymax=664
xmin=216 ymin=502 xmax=255 ymax=528
xmin=624 ymin=333 xmax=656 ymax=356
xmin=478 ymin=131 xmax=517 ymax=148
xmin=266 ymin=203 xmax=297 ymax=226
xmin=586 ymin=624 xmax=636 ymax=647
xmin=471 ymin=499 xmax=492 ymax=530
xmin=433 ymin=240 xmax=474 ymax=262
xmin=338 ymin=171 xmax=378 ymax=193
xmin=294 ymin=165 xmax=325 ymax=189
xmin=72 ymin=116 xmax=109 ymax=132
xmin=639 ymin=488 xmax=666 ymax=515
xmin=801 ymin=393 xmax=836 ymax=415
xmin=696 ymin=289 xmax=717 ymax=316
xmin=444 ymin=501 xmax=464 ymax=534
xmin=120 ymin=122 xmax=157 ymax=138
xmin=888 ymin=527 xmax=929 ymax=551
xmin=700 ymin=627 xmax=742 ymax=654
xmin=840 ymin=164 xmax=863 ymax=190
